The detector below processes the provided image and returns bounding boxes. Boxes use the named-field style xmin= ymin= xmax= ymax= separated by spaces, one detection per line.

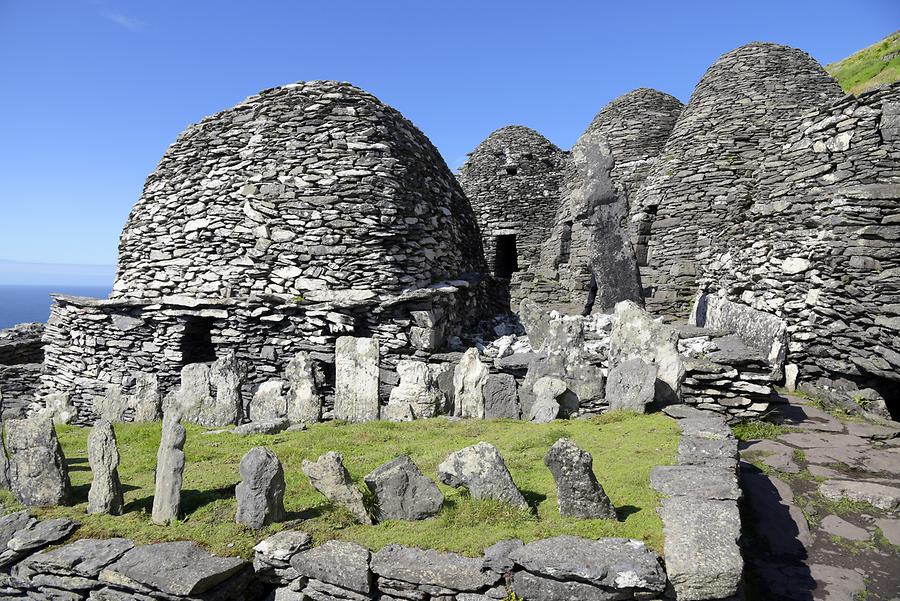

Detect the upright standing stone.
xmin=544 ymin=438 xmax=616 ymax=519
xmin=152 ymin=412 xmax=186 ymax=525
xmin=437 ymin=442 xmax=528 ymax=508
xmin=5 ymin=417 xmax=72 ymax=507
xmin=285 ymin=352 xmax=322 ymax=424
xmin=334 ymin=337 xmax=380 ymax=423
xmin=389 ymin=360 xmax=446 ymax=419
xmin=168 ymin=363 xmax=212 ymax=419
xmin=301 ymin=452 xmax=372 ymax=525
xmin=453 ymin=348 xmax=488 ymax=419
xmin=527 ymin=376 xmax=566 ymax=423
xmin=250 ymin=381 xmax=288 ymax=422
xmin=131 ymin=372 xmax=162 ymax=422
xmin=483 ymin=373 xmax=520 ymax=419
xmin=87 ymin=419 xmax=124 ymax=515
xmin=236 ymin=447 xmax=286 ymax=529
xmin=606 ymin=358 xmax=658 ymax=412
xmin=205 ymin=352 xmax=244 ymax=427
xmin=364 ymin=455 xmax=444 ymax=522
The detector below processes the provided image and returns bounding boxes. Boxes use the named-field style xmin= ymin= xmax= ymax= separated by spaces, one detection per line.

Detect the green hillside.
xmin=826 ymin=31 xmax=900 ymax=95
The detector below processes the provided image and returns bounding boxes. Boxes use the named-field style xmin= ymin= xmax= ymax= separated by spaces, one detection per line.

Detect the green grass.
xmin=731 ymin=419 xmax=792 ymax=441
xmin=0 ymin=412 xmax=679 ymax=559
xmin=826 ymin=31 xmax=900 ymax=95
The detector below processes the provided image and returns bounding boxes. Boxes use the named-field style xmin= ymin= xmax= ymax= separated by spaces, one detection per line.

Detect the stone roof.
xmin=113 ymin=80 xmax=486 ymax=301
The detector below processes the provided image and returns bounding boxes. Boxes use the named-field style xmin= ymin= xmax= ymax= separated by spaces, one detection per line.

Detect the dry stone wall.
xmin=0 ymin=324 xmax=44 ymax=419
xmin=638 ymin=42 xmax=845 ymax=317
xmin=700 ymin=83 xmax=900 ymax=411
xmin=113 ymin=80 xmax=486 ymax=301
xmin=458 ymin=126 xmax=567 ymax=277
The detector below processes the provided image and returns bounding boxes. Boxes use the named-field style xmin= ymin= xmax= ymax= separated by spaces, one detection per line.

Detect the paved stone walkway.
xmin=739 ymin=394 xmax=900 ymax=601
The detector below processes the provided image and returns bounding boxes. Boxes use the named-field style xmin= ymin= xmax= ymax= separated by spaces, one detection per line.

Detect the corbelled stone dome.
xmin=113 ymin=81 xmax=487 ymax=300
xmin=638 ymin=42 xmax=844 ymax=316
xmin=458 ymin=125 xmax=567 ymax=276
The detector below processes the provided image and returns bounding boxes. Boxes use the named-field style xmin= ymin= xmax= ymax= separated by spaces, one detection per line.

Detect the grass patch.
xmin=731 ymin=419 xmax=791 ymax=441
xmin=826 ymin=31 xmax=900 ymax=95
xmin=0 ymin=413 xmax=679 ymax=559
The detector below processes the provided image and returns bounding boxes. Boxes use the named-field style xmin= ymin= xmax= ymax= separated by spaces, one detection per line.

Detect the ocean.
xmin=0 ymin=285 xmax=112 ymax=329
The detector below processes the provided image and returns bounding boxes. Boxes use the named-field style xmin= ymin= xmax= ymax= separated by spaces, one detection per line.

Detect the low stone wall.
xmin=0 ymin=323 xmax=45 ymax=419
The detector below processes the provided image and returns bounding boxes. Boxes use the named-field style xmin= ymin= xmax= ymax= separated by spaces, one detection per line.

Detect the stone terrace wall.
xmin=700 ymin=83 xmax=900 ymax=406
xmin=638 ymin=43 xmax=844 ymax=317
xmin=112 ymin=80 xmax=486 ymax=301
xmin=40 ymin=276 xmax=501 ymax=423
xmin=458 ymin=126 xmax=567 ymax=276
xmin=581 ymin=88 xmax=684 ymax=263
xmin=0 ymin=323 xmax=44 ymax=419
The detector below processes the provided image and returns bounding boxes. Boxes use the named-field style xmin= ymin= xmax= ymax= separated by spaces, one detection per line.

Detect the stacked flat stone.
xmin=638 ymin=42 xmax=844 ymax=317
xmin=458 ymin=125 xmax=567 ymax=277
xmin=699 ymin=83 xmax=900 ymax=405
xmin=0 ymin=323 xmax=44 ymax=419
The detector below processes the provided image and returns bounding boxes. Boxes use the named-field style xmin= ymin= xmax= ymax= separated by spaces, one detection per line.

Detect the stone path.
xmin=739 ymin=394 xmax=900 ymax=601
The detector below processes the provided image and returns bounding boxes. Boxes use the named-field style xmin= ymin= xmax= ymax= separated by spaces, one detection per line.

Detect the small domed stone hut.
xmin=638 ymin=42 xmax=844 ymax=316
xmin=41 ymin=81 xmax=498 ymax=421
xmin=458 ymin=126 xmax=567 ymax=279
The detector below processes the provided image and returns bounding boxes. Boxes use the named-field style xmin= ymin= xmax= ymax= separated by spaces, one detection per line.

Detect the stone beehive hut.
xmin=512 ymin=89 xmax=682 ymax=312
xmin=40 ymin=81 xmax=497 ymax=422
xmin=113 ymin=81 xmax=485 ymax=300
xmin=458 ymin=126 xmax=567 ymax=279
xmin=638 ymin=42 xmax=844 ymax=316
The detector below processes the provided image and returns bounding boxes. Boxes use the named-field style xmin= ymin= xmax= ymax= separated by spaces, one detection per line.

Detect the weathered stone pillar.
xmin=5 ymin=417 xmax=72 ymax=506
xmin=151 ymin=412 xmax=186 ymax=525
xmin=285 ymin=352 xmax=322 ymax=424
xmin=453 ymin=348 xmax=488 ymax=419
xmin=334 ymin=337 xmax=379 ymax=423
xmin=544 ymin=438 xmax=615 ymax=519
xmin=235 ymin=447 xmax=286 ymax=529
xmin=87 ymin=418 xmax=124 ymax=515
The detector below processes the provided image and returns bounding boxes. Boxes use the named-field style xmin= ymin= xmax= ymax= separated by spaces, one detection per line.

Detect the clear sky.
xmin=0 ymin=0 xmax=897 ymax=284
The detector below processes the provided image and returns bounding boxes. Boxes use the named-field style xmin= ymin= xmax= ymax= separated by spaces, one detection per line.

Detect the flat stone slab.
xmin=771 ymin=401 xmax=845 ymax=432
xmin=819 ymin=480 xmax=900 ymax=511
xmin=810 ymin=563 xmax=866 ymax=601
xmin=512 ymin=570 xmax=611 ymax=601
xmin=650 ymin=465 xmax=740 ymax=501
xmin=508 ymin=535 xmax=666 ymax=592
xmin=290 ymin=540 xmax=371 ymax=595
xmin=875 ymin=517 xmax=900 ymax=546
xmin=845 ymin=421 xmax=900 ymax=440
xmin=677 ymin=436 xmax=738 ymax=468
xmin=777 ymin=432 xmax=868 ymax=449
xmin=678 ymin=417 xmax=733 ymax=440
xmin=100 ymin=541 xmax=247 ymax=596
xmin=659 ymin=497 xmax=743 ymax=601
xmin=808 ymin=464 xmax=844 ymax=479
xmin=820 ymin=515 xmax=869 ymax=542
xmin=6 ymin=518 xmax=77 ymax=554
xmin=371 ymin=544 xmax=500 ymax=592
xmin=740 ymin=439 xmax=795 ymax=455
xmin=17 ymin=538 xmax=133 ymax=578
xmin=661 ymin=404 xmax=709 ymax=419
xmin=762 ymin=453 xmax=800 ymax=474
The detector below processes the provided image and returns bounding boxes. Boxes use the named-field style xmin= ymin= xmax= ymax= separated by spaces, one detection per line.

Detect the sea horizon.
xmin=0 ymin=284 xmax=111 ymax=329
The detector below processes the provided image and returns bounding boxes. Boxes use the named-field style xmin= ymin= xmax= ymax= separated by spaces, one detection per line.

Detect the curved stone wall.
xmin=113 ymin=80 xmax=487 ymax=301
xmin=458 ymin=126 xmax=567 ymax=276
xmin=638 ymin=43 xmax=844 ymax=316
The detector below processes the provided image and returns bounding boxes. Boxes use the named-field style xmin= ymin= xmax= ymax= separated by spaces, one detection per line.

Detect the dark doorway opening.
xmin=559 ymin=221 xmax=573 ymax=265
xmin=181 ymin=317 xmax=216 ymax=364
xmin=494 ymin=234 xmax=519 ymax=278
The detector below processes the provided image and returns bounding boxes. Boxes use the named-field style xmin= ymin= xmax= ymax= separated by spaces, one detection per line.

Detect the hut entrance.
xmin=494 ymin=234 xmax=519 ymax=278
xmin=181 ymin=317 xmax=216 ymax=364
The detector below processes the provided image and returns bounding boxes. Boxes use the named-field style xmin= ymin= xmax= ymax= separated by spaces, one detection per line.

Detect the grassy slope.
xmin=826 ymin=31 xmax=900 ymax=95
xmin=0 ymin=412 xmax=678 ymax=559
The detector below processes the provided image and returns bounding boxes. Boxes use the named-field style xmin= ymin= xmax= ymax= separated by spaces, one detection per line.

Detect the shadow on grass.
xmin=615 ymin=505 xmax=641 ymax=521
xmin=66 ymin=457 xmax=90 ymax=472
xmin=522 ymin=489 xmax=547 ymax=511
xmin=181 ymin=485 xmax=237 ymax=514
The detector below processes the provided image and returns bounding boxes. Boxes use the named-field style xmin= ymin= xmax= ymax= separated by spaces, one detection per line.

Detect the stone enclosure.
xmin=1 ymin=38 xmax=899 ymax=601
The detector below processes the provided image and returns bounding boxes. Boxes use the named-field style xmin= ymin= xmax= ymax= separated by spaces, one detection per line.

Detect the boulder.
xmin=518 ymin=298 xmax=551 ymax=349
xmin=39 ymin=392 xmax=75 ymax=425
xmin=334 ymin=337 xmax=380 ymax=423
xmin=87 ymin=419 xmax=124 ymax=515
xmin=5 ymin=417 xmax=72 ymax=507
xmin=285 ymin=352 xmax=322 ymax=423
xmin=527 ymin=376 xmax=566 ymax=423
xmin=508 ymin=535 xmax=666 ymax=592
xmin=606 ymin=357 xmax=657 ymax=412
xmin=130 ymin=372 xmax=162 ymax=422
xmin=610 ymin=300 xmax=685 ymax=402
xmin=235 ymin=447 xmax=286 ymax=529
xmin=205 ymin=352 xmax=245 ymax=427
xmin=165 ymin=362 xmax=212 ymax=418
xmin=390 ymin=360 xmax=446 ymax=419
xmin=544 ymin=438 xmax=615 ymax=519
xmin=437 ymin=442 xmax=528 ymax=508
xmin=250 ymin=380 xmax=287 ymax=422
xmin=290 ymin=540 xmax=372 ymax=595
xmin=371 ymin=544 xmax=500 ymax=592
xmin=483 ymin=373 xmax=520 ymax=419
xmin=99 ymin=541 xmax=247 ymax=597
xmin=453 ymin=348 xmax=488 ymax=419
xmin=151 ymin=412 xmax=186 ymax=525
xmin=364 ymin=455 xmax=443 ymax=521
xmin=301 ymin=451 xmax=372 ymax=524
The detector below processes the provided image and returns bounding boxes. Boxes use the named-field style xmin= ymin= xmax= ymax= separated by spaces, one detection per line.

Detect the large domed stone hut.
xmin=637 ymin=42 xmax=845 ymax=317
xmin=40 ymin=81 xmax=499 ymax=423
xmin=457 ymin=126 xmax=567 ymax=280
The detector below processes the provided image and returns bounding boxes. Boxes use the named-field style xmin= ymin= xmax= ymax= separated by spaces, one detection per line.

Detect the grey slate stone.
xmin=334 ymin=336 xmax=380 ymax=423
xmin=5 ymin=417 xmax=72 ymax=507
xmin=301 ymin=451 xmax=372 ymax=524
xmin=15 ymin=538 xmax=133 ymax=579
xmin=371 ymin=543 xmax=501 ymax=592
xmin=527 ymin=376 xmax=565 ymax=423
xmin=512 ymin=570 xmax=615 ymax=601
xmin=87 ymin=419 xmax=124 ymax=515
xmin=650 ymin=465 xmax=740 ymax=500
xmin=678 ymin=435 xmax=739 ymax=468
xmin=363 ymin=455 xmax=443 ymax=522
xmin=482 ymin=373 xmax=520 ymax=419
xmin=606 ymin=357 xmax=657 ymax=412
xmin=819 ymin=479 xmax=900 ymax=510
xmin=235 ymin=446 xmax=286 ymax=529
xmin=544 ymin=438 xmax=616 ymax=519
xmin=290 ymin=540 xmax=372 ymax=595
xmin=437 ymin=442 xmax=528 ymax=508
xmin=151 ymin=412 xmax=186 ymax=525
xmin=232 ymin=418 xmax=289 ymax=436
xmin=482 ymin=539 xmax=523 ymax=575
xmin=6 ymin=518 xmax=77 ymax=554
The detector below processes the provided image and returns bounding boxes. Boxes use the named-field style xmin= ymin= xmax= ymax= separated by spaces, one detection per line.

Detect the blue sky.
xmin=0 ymin=0 xmax=897 ymax=285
